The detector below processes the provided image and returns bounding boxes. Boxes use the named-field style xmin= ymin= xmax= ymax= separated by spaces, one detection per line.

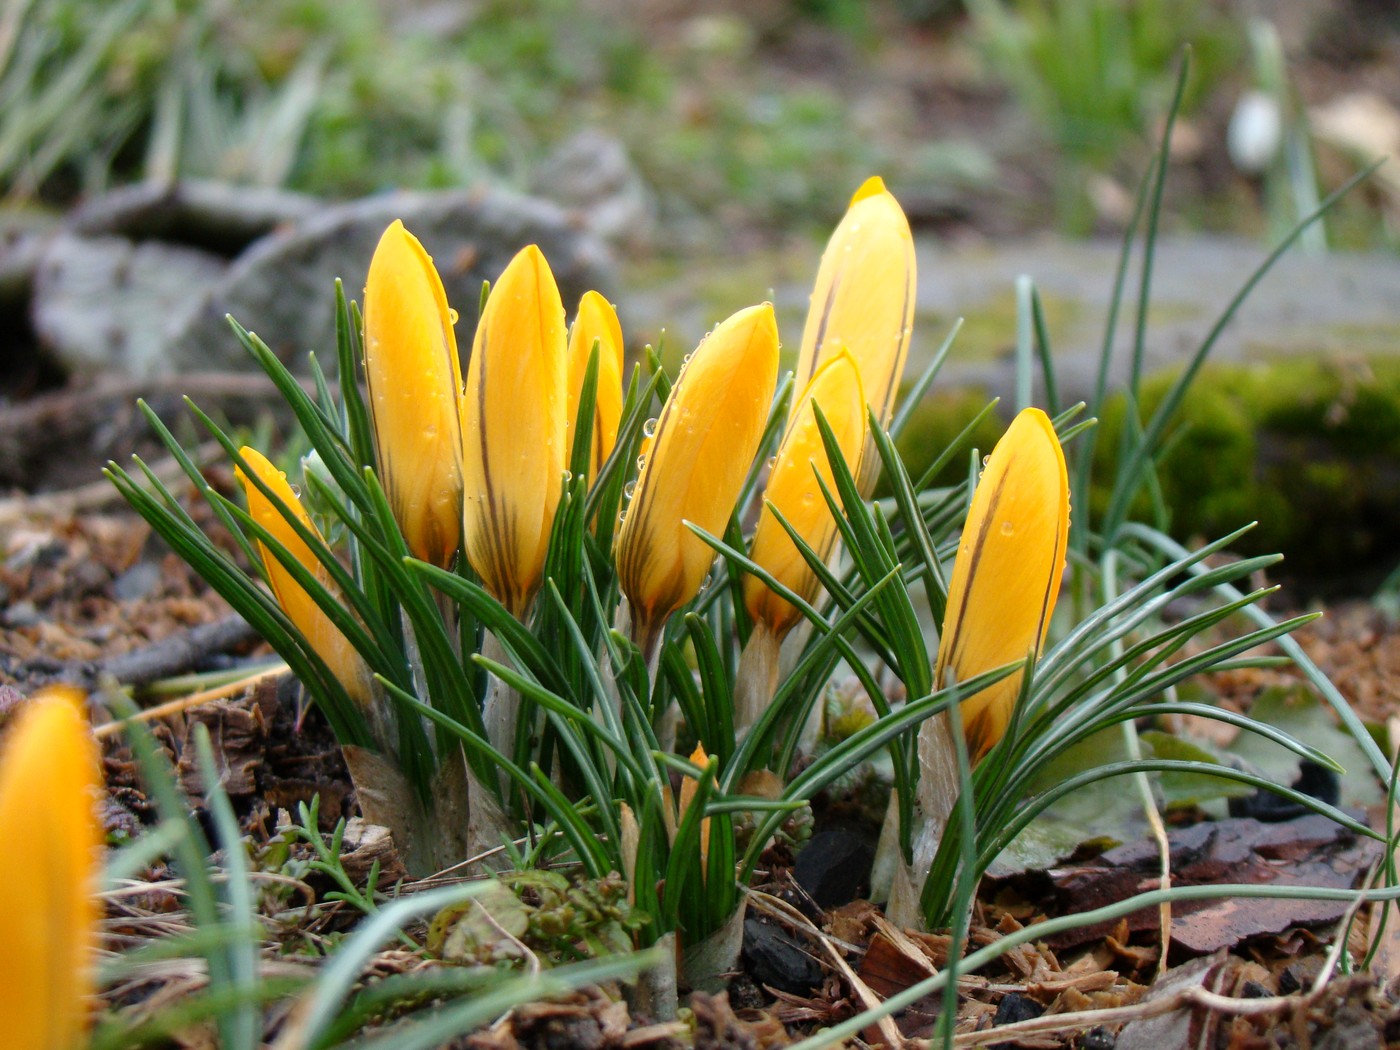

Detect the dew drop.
xmin=448 ymin=308 xmax=460 ymax=325
xmin=1000 ymin=520 xmax=1015 ymax=536
xmin=623 ymin=481 xmax=637 ymax=500
xmin=766 ymin=456 xmax=778 ymax=471
xmin=642 ymin=417 xmax=658 ymax=438
xmin=635 ymin=454 xmax=647 ymax=472
xmin=982 ymin=455 xmax=992 ymax=467
xmin=562 ymin=469 xmax=573 ymax=484
xmin=618 ymin=510 xmax=627 ymax=524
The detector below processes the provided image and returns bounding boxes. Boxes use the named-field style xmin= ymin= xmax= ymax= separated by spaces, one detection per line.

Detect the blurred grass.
xmin=1 ymin=0 xmax=1391 ymax=250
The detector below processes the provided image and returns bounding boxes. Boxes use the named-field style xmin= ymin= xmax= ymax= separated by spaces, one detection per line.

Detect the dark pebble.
xmin=741 ymin=918 xmax=822 ymax=995
xmin=793 ymin=828 xmax=874 ymax=910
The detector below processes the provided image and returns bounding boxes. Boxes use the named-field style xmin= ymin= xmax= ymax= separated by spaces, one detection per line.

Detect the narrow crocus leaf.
xmin=362 ymin=220 xmax=465 ymax=568
xmin=792 ymin=175 xmax=915 ymax=491
xmin=462 ymin=244 xmax=569 ymax=618
xmin=745 ymin=347 xmax=867 ymax=639
xmin=236 ymin=446 xmax=373 ymax=705
xmin=0 ymin=687 xmax=101 ymax=1050
xmin=615 ymin=304 xmax=779 ymax=649
xmin=935 ymin=407 xmax=1070 ymax=760
xmin=565 ymin=291 xmax=625 ymax=485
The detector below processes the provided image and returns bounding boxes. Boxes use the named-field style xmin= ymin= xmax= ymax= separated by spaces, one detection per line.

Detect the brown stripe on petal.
xmin=805 ymin=271 xmax=844 ymax=391
xmin=942 ymin=467 xmax=1007 ymax=679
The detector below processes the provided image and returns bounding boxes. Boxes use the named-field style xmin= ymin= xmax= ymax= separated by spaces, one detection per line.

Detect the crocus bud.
xmin=616 ymin=304 xmax=779 ymax=649
xmin=936 ymin=408 xmax=1069 ymax=761
xmin=565 ymin=291 xmax=625 ymax=485
xmin=236 ymin=446 xmax=372 ymax=705
xmin=363 ymin=220 xmax=464 ymax=569
xmin=793 ymin=176 xmax=915 ymax=493
xmin=461 ymin=245 xmax=568 ymax=618
xmin=745 ymin=348 xmax=867 ymax=638
xmin=0 ymin=687 xmax=101 ymax=1050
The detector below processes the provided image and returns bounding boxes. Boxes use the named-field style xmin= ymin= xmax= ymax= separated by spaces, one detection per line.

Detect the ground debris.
xmin=1026 ymin=813 xmax=1382 ymax=958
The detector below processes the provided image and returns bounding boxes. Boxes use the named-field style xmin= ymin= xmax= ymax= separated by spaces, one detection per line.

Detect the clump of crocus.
xmin=236 ymin=446 xmax=373 ymax=709
xmin=736 ymin=349 xmax=867 ymax=731
xmin=362 ymin=220 xmax=464 ymax=570
xmin=888 ymin=406 xmax=1069 ymax=928
xmin=614 ymin=303 xmax=780 ymax=659
xmin=461 ymin=245 xmax=569 ymax=620
xmin=791 ymin=175 xmax=915 ymax=493
xmin=565 ymin=291 xmax=625 ymax=486
xmin=0 ymin=687 xmax=102 ymax=1050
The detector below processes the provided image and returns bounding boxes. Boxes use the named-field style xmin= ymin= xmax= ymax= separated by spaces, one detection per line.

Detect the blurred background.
xmin=3 ymin=0 xmax=1396 ymax=250
xmin=4 ymin=0 xmax=1400 ymax=592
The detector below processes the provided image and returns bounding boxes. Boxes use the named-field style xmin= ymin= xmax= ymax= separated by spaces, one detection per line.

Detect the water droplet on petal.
xmin=618 ymin=510 xmax=627 ymax=524
xmin=1000 ymin=520 xmax=1015 ymax=536
xmin=636 ymin=454 xmax=647 ymax=472
xmin=448 ymin=308 xmax=460 ymax=325
xmin=642 ymin=417 xmax=658 ymax=438
xmin=623 ymin=481 xmax=636 ymax=500
xmin=766 ymin=456 xmax=777 ymax=471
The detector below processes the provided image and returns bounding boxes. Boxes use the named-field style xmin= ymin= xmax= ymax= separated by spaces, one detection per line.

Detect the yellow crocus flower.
xmin=615 ymin=304 xmax=779 ymax=651
xmin=362 ymin=220 xmax=464 ymax=569
xmin=565 ymin=291 xmax=625 ymax=485
xmin=461 ymin=245 xmax=568 ymax=618
xmin=792 ymin=176 xmax=915 ymax=492
xmin=0 ymin=687 xmax=101 ymax=1050
xmin=744 ymin=348 xmax=867 ymax=638
xmin=236 ymin=446 xmax=372 ymax=705
xmin=936 ymin=407 xmax=1070 ymax=761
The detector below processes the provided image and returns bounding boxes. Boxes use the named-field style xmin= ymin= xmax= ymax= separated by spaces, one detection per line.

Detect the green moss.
xmin=890 ymin=387 xmax=1007 ymax=492
xmin=1096 ymin=357 xmax=1400 ymax=581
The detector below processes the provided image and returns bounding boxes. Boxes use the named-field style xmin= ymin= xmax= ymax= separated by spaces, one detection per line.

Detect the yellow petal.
xmin=935 ymin=408 xmax=1070 ymax=761
xmin=615 ymin=304 xmax=779 ymax=642
xmin=363 ymin=220 xmax=464 ymax=568
xmin=0 ymin=687 xmax=101 ymax=1050
xmin=677 ymin=743 xmax=712 ymax=875
xmin=745 ymin=347 xmax=867 ymax=637
xmin=236 ymin=446 xmax=372 ymax=705
xmin=461 ymin=244 xmax=568 ymax=617
xmin=565 ymin=291 xmax=625 ymax=485
xmin=792 ymin=175 xmax=915 ymax=493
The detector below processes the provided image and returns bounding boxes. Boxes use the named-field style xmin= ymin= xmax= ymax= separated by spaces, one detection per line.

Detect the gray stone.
xmin=172 ymin=186 xmax=615 ymax=373
xmin=530 ymin=129 xmax=658 ymax=252
xmin=31 ymin=232 xmax=228 ymax=379
xmin=902 ymin=235 xmax=1400 ymax=404
xmin=66 ymin=179 xmax=321 ymax=250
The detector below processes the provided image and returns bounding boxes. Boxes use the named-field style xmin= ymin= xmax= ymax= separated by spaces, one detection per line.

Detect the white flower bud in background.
xmin=1228 ymin=90 xmax=1283 ymax=175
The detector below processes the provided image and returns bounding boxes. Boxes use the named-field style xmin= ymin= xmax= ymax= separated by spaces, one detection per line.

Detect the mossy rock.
xmin=1098 ymin=357 xmax=1400 ymax=585
xmin=893 ymin=356 xmax=1400 ymax=589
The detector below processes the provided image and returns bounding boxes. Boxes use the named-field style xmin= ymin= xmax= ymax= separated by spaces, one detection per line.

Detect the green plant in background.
xmin=965 ymin=0 xmax=1240 ymax=227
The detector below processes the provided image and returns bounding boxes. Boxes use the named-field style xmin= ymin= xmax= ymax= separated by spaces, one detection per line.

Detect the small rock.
xmin=741 ymin=917 xmax=822 ymax=995
xmin=993 ymin=991 xmax=1045 ymax=1026
xmin=170 ymin=185 xmax=614 ymax=374
xmin=794 ymin=828 xmax=874 ymax=909
xmin=32 ymin=233 xmax=227 ymax=379
xmin=111 ymin=562 xmax=163 ymax=602
xmin=3 ymin=600 xmax=41 ymax=628
xmin=531 ymin=129 xmax=658 ymax=251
